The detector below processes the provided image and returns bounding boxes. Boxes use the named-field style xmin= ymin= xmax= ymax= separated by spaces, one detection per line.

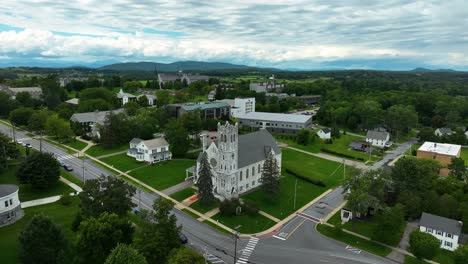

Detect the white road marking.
xmin=345 ymin=245 xmax=361 ymax=254
xmin=237 ymin=237 xmax=260 ymax=264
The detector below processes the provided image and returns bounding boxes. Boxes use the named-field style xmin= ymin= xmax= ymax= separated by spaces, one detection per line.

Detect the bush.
xmin=60 ymin=191 xmax=72 ymax=206
xmin=320 ymin=148 xmax=365 ymax=161
xmin=285 ymin=167 xmax=326 ymax=187
xmin=185 ymin=151 xmax=200 ymax=160
xmin=219 ymin=198 xmax=241 ymax=216
xmin=242 ymin=200 xmax=259 ymax=216
xmin=409 ymin=230 xmax=440 ymax=260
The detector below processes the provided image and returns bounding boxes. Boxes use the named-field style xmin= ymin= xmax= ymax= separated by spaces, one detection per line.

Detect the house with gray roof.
xmin=365 ymin=130 xmax=391 ymax=148
xmin=0 ymin=85 xmax=42 ymax=99
xmin=419 ymin=212 xmax=462 ymax=251
xmin=70 ymin=109 xmax=125 ymax=138
xmin=435 ymin=127 xmax=453 ymax=137
xmin=193 ymin=122 xmax=281 ymax=200
xmin=127 ymin=136 xmax=171 ymax=164
xmin=317 ymin=128 xmax=331 ymax=140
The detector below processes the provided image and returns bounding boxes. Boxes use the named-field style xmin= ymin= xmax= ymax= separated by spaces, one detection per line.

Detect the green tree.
xmin=354 ymin=99 xmax=383 ymax=130
xmin=196 ymin=152 xmax=214 ymax=205
xmin=124 ymin=101 xmax=140 ymax=116
xmin=134 ymin=198 xmax=181 ymax=264
xmin=0 ymin=91 xmax=18 ymax=117
xmin=391 ymin=157 xmax=439 ymax=194
xmin=79 ymin=175 xmax=136 ymax=218
xmin=9 ymin=107 xmax=34 ymax=126
xmin=409 ymin=230 xmax=440 ymax=260
xmin=78 ymin=98 xmax=112 ymax=112
xmin=448 ymin=157 xmax=466 ymax=181
xmin=19 ymin=214 xmax=69 ymax=264
xmin=76 ymin=213 xmax=134 ymax=264
xmin=371 ymin=204 xmax=405 ymax=245
xmin=45 ymin=114 xmax=74 ymax=141
xmin=397 ymin=190 xmax=423 ymax=219
xmin=41 ymin=75 xmax=64 ymax=109
xmin=99 ymin=112 xmax=132 ymax=148
xmin=165 ymin=119 xmax=189 ymax=157
xmin=182 ymin=110 xmax=202 ymax=139
xmin=453 ymin=244 xmax=468 ymax=264
xmin=28 ymin=109 xmax=49 ymax=132
xmin=16 ymin=91 xmax=35 ymax=107
xmin=155 ymin=90 xmax=170 ymax=107
xmin=17 ymin=152 xmax=60 ymax=189
xmin=167 ymin=247 xmax=204 ymax=264
xmin=105 ymin=244 xmax=147 ymax=264
xmin=295 ymin=128 xmax=310 ymax=145
xmin=260 ymin=152 xmax=281 ymax=201
xmin=122 ymin=81 xmax=141 ymax=93
xmin=0 ymin=132 xmax=19 ymax=171
xmin=434 ymin=194 xmax=459 ymax=219
xmin=137 ymin=95 xmax=149 ymax=107
xmin=385 ymin=104 xmax=418 ymax=138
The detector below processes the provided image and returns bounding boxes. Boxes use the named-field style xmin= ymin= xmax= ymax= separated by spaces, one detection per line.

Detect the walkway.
xmin=21 ymin=195 xmax=62 ymax=208
xmin=95 ymin=150 xmax=127 ymax=159
xmin=285 ymin=146 xmax=368 ymax=170
xmin=162 ymin=179 xmax=194 ymax=195
xmin=60 ymin=176 xmax=82 ymax=192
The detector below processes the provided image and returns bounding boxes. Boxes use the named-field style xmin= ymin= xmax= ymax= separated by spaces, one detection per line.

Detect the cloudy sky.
xmin=1 ymin=0 xmax=467 ymax=70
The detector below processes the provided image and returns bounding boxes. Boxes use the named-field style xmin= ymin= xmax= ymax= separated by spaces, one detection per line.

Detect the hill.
xmin=411 ymin=67 xmax=457 ymax=72
xmin=99 ymin=61 xmax=252 ymax=72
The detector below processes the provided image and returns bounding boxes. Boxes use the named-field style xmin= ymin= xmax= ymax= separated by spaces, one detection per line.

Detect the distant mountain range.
xmin=99 ymin=61 xmax=252 ymax=72
xmin=410 ymin=67 xmax=457 ymax=72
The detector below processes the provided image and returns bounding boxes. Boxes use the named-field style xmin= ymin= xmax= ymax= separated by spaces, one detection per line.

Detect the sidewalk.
xmin=21 ymin=196 xmax=62 ymax=208
xmin=162 ymin=179 xmax=194 ymax=195
xmin=285 ymin=146 xmax=368 ymax=170
xmin=60 ymin=176 xmax=82 ymax=192
xmin=95 ymin=150 xmax=127 ymax=159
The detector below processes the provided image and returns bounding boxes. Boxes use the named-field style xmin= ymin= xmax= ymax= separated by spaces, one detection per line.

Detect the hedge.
xmin=320 ymin=148 xmax=365 ymax=161
xmin=285 ymin=167 xmax=326 ymax=187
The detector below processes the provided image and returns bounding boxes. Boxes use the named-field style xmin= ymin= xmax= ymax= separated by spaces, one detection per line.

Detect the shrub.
xmin=242 ymin=200 xmax=259 ymax=216
xmin=320 ymin=148 xmax=365 ymax=161
xmin=219 ymin=198 xmax=241 ymax=216
xmin=409 ymin=230 xmax=440 ymax=260
xmin=285 ymin=167 xmax=326 ymax=187
xmin=60 ymin=191 xmax=72 ymax=206
xmin=184 ymin=151 xmax=200 ymax=160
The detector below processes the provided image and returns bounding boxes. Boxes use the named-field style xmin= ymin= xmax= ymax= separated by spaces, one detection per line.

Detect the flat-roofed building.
xmin=167 ymin=101 xmax=230 ymax=120
xmin=417 ymin=141 xmax=462 ymax=176
xmin=236 ymin=112 xmax=312 ymax=134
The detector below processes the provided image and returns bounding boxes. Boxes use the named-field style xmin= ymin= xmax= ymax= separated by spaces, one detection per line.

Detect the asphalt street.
xmin=1 ymin=123 xmax=403 ymax=264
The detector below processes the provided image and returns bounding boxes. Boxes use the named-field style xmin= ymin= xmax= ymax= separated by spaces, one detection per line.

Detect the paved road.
xmin=1 ymin=123 xmax=398 ymax=264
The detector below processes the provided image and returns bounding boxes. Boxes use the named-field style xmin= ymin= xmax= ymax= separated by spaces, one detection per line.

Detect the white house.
xmin=419 ymin=212 xmax=462 ymax=251
xmin=0 ymin=184 xmax=22 ymax=226
xmin=116 ymin=89 xmax=137 ymax=105
xmin=435 ymin=127 xmax=453 ymax=137
xmin=193 ymin=122 xmax=281 ymax=200
xmin=127 ymin=137 xmax=172 ymax=164
xmin=365 ymin=130 xmax=391 ymax=148
xmin=317 ymin=128 xmax=331 ymax=140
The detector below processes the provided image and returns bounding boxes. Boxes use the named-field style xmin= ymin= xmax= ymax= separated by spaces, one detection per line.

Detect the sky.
xmin=0 ymin=0 xmax=468 ymax=70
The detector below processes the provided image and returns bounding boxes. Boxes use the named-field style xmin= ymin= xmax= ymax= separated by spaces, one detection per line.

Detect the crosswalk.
xmin=237 ymin=237 xmax=259 ymax=264
xmin=204 ymin=252 xmax=224 ymax=263
xmin=345 ymin=245 xmax=361 ymax=254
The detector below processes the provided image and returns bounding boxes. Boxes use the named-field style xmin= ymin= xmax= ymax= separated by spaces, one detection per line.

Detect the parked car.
xmin=178 ymin=232 xmax=188 ymax=244
xmin=17 ymin=141 xmax=24 ymax=146
xmin=25 ymin=143 xmax=32 ymax=148
xmin=58 ymin=160 xmax=65 ymax=167
xmin=63 ymin=165 xmax=73 ymax=171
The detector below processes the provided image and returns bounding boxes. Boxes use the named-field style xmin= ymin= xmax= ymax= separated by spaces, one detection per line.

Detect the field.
xmin=62 ymin=139 xmax=87 ymax=151
xmin=85 ymin=144 xmax=128 ymax=157
xmin=170 ymin=187 xmax=197 ymax=202
xmin=211 ymin=212 xmax=276 ymax=234
xmin=189 ymin=199 xmax=219 ymax=214
xmin=129 ymin=159 xmax=195 ymax=190
xmin=242 ymin=149 xmax=344 ymax=219
xmin=100 ymin=153 xmax=145 ymax=172
xmin=0 ymin=164 xmax=73 ymax=201
xmin=0 ymin=199 xmax=79 ymax=263
xmin=278 ymin=133 xmax=380 ymax=162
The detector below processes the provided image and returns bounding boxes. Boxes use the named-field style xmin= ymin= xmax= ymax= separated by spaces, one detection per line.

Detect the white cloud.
xmin=0 ymin=0 xmax=467 ymax=69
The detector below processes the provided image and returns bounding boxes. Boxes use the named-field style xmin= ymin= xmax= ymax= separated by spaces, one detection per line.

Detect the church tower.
xmin=215 ymin=121 xmax=239 ymax=199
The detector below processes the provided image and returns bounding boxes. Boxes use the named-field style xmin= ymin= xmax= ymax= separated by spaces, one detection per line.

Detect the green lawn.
xmin=211 ymin=212 xmax=276 ymax=234
xmin=433 ymin=249 xmax=455 ymax=264
xmin=404 ymin=256 xmax=429 ymax=264
xmin=63 ymin=139 xmax=87 ymax=151
xmin=202 ymin=220 xmax=233 ymax=235
xmin=182 ymin=208 xmax=200 ymax=219
xmin=170 ymin=187 xmax=197 ymax=202
xmin=129 ymin=159 xmax=195 ymax=190
xmin=460 ymin=148 xmax=468 ymax=164
xmin=0 ymin=164 xmax=73 ymax=201
xmin=60 ymin=168 xmax=83 ymax=187
xmin=85 ymin=144 xmax=129 ymax=157
xmin=100 ymin=153 xmax=145 ymax=172
xmin=316 ymin=224 xmax=392 ymax=257
xmin=189 ymin=199 xmax=219 ymax=214
xmin=278 ymin=133 xmax=380 ymax=162
xmin=0 ymin=198 xmax=80 ymax=263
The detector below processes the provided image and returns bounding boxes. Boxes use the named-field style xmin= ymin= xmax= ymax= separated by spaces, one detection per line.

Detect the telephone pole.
xmin=82 ymin=154 xmax=85 ymax=182
xmin=293 ymin=178 xmax=298 ymax=209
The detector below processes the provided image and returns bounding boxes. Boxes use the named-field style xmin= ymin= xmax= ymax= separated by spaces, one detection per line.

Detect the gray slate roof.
xmin=70 ymin=109 xmax=125 ymax=125
xmin=420 ymin=212 xmax=462 ymax=235
xmin=130 ymin=138 xmax=142 ymax=144
xmin=321 ymin=128 xmax=331 ymax=134
xmin=0 ymin=184 xmax=19 ymax=197
xmin=437 ymin=127 xmax=453 ymax=135
xmin=238 ymin=129 xmax=281 ymax=168
xmin=366 ymin=130 xmax=389 ymax=141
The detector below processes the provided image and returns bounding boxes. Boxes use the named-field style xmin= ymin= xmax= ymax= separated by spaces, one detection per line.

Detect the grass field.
xmin=404 ymin=256 xmax=429 ymax=264
xmin=60 ymin=169 xmax=83 ymax=187
xmin=62 ymin=139 xmax=87 ymax=151
xmin=100 ymin=153 xmax=145 ymax=172
xmin=202 ymin=220 xmax=233 ymax=235
xmin=0 ymin=199 xmax=79 ymax=263
xmin=461 ymin=147 xmax=468 ymax=164
xmin=211 ymin=212 xmax=276 ymax=234
xmin=242 ymin=149 xmax=344 ymax=219
xmin=316 ymin=224 xmax=392 ymax=257
xmin=129 ymin=159 xmax=195 ymax=190
xmin=189 ymin=199 xmax=219 ymax=214
xmin=0 ymin=164 xmax=73 ymax=201
xmin=278 ymin=133 xmax=380 ymax=162
xmin=85 ymin=144 xmax=128 ymax=157
xmin=170 ymin=187 xmax=197 ymax=202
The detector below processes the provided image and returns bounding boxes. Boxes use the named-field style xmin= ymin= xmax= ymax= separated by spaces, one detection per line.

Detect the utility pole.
xmin=233 ymin=225 xmax=241 ymax=263
xmin=293 ymin=178 xmax=298 ymax=209
xmin=11 ymin=123 xmax=16 ymax=143
xmin=82 ymin=154 xmax=85 ymax=182
xmin=138 ymin=189 xmax=141 ymax=209
xmin=343 ymin=159 xmax=346 ymax=179
xmin=39 ymin=131 xmax=43 ymax=152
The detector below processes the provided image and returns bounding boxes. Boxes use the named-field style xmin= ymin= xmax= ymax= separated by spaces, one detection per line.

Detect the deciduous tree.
xmin=17 ymin=152 xmax=60 ymax=189
xmin=167 ymin=247 xmax=204 ymax=264
xmin=409 ymin=230 xmax=440 ymax=260
xmin=105 ymin=244 xmax=147 ymax=264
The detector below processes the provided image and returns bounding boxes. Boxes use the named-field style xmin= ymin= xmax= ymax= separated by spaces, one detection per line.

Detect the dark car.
xmin=178 ymin=232 xmax=188 ymax=244
xmin=25 ymin=143 xmax=32 ymax=148
xmin=63 ymin=165 xmax=73 ymax=171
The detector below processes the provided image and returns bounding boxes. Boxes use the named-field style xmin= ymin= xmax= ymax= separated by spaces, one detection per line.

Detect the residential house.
xmin=349 ymin=141 xmax=371 ymax=153
xmin=116 ymin=89 xmax=137 ymax=105
xmin=365 ymin=130 xmax=391 ymax=148
xmin=435 ymin=127 xmax=453 ymax=137
xmin=419 ymin=212 xmax=462 ymax=251
xmin=191 ymin=122 xmax=281 ymax=200
xmin=167 ymin=102 xmax=230 ymax=120
xmin=127 ymin=137 xmax=172 ymax=164
xmin=317 ymin=128 xmax=331 ymax=140
xmin=65 ymin=98 xmax=79 ymax=105
xmin=0 ymin=85 xmax=42 ymax=99
xmin=0 ymin=184 xmax=22 ymax=226
xmin=417 ymin=142 xmax=461 ymax=176
xmin=137 ymin=93 xmax=156 ymax=106
xmin=236 ymin=111 xmax=312 ymax=134
xmin=70 ymin=109 xmax=125 ymax=138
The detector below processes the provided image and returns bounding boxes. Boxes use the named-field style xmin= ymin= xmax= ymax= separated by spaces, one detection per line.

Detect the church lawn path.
xmin=211 ymin=212 xmax=276 ymax=234
xmin=99 ymin=153 xmax=146 ymax=172
xmin=0 ymin=198 xmax=80 ymax=264
xmin=242 ymin=149 xmax=345 ymax=219
xmin=128 ymin=159 xmax=196 ymax=190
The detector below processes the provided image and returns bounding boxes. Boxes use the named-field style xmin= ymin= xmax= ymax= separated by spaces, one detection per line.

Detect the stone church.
xmin=195 ymin=122 xmax=281 ymax=200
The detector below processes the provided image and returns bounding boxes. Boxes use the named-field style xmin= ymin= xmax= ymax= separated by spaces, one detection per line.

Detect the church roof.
xmin=238 ymin=129 xmax=281 ymax=168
